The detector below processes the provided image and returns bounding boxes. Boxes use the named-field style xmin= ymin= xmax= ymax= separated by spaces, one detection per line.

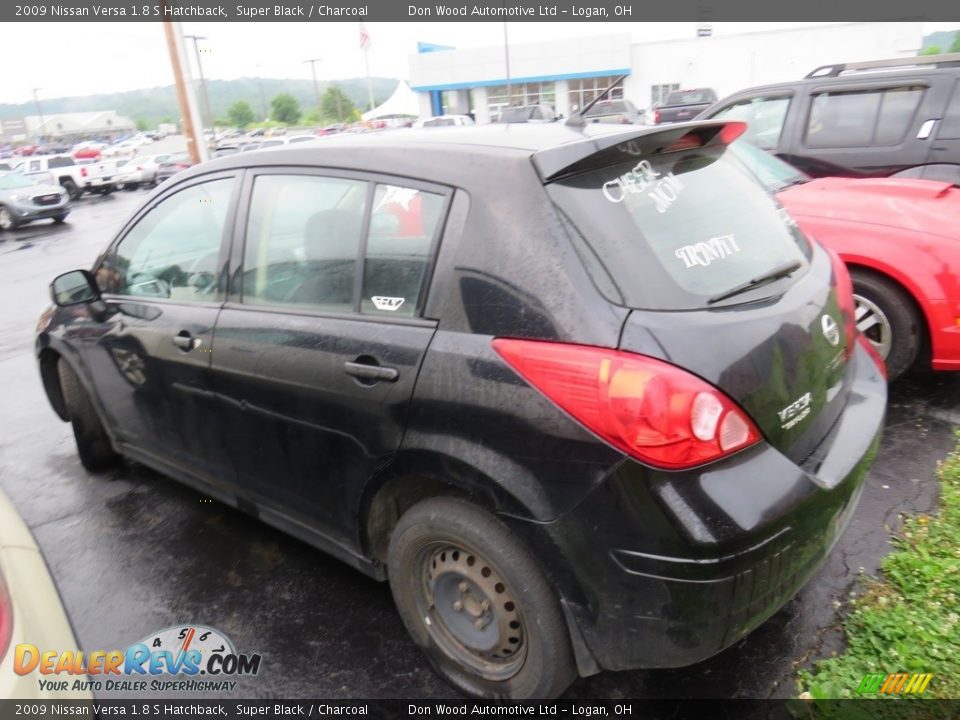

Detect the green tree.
xmin=950 ymin=31 xmax=960 ymax=53
xmin=135 ymin=118 xmax=149 ymax=131
xmin=320 ymin=86 xmax=356 ymax=124
xmin=270 ymin=93 xmax=301 ymax=125
xmin=920 ymin=45 xmax=942 ymax=55
xmin=227 ymin=100 xmax=255 ymax=129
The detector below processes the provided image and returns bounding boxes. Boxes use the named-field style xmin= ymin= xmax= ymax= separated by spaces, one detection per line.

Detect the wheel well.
xmin=364 ymin=475 xmax=494 ymax=563
xmin=846 ymin=263 xmax=932 ymax=362
xmin=39 ymin=349 xmax=69 ymax=421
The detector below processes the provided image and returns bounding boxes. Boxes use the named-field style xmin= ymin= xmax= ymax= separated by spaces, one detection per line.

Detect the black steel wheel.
xmin=388 ymin=497 xmax=576 ymax=699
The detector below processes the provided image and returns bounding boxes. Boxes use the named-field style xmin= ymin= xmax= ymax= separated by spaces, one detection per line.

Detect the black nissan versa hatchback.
xmin=36 ymin=121 xmax=887 ymax=699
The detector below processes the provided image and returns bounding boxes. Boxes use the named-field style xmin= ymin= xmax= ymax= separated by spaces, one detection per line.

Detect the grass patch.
xmin=797 ymin=431 xmax=960 ymax=702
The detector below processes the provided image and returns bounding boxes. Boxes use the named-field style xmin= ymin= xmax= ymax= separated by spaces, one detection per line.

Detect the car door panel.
xmin=81 ymin=174 xmax=240 ymax=484
xmin=209 ymin=170 xmax=450 ymax=546
xmin=209 ymin=310 xmax=436 ymax=543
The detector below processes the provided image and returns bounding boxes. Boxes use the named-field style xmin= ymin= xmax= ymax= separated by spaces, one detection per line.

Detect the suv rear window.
xmin=666 ymin=90 xmax=715 ymax=105
xmin=48 ymin=156 xmax=75 ymax=169
xmin=547 ymin=145 xmax=811 ymax=310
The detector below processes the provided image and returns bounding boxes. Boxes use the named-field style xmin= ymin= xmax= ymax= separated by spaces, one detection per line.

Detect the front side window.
xmin=242 ymin=174 xmax=367 ymax=312
xmin=103 ymin=178 xmax=234 ymax=300
xmin=711 ymin=96 xmax=791 ymax=149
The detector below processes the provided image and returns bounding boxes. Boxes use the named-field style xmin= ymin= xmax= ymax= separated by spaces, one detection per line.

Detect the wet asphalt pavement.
xmin=0 ymin=190 xmax=958 ymax=700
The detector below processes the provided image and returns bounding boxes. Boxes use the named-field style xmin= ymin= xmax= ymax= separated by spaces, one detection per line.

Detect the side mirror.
xmin=51 ymin=269 xmax=101 ymax=307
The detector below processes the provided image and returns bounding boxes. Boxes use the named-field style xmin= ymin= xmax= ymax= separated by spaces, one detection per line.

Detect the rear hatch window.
xmin=547 ymin=144 xmax=812 ymax=310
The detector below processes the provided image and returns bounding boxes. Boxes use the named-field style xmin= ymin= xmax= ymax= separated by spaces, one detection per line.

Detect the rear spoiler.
xmin=532 ymin=121 xmax=746 ymax=183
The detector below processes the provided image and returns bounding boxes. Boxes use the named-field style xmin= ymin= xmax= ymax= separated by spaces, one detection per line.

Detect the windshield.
xmin=0 ymin=173 xmax=35 ymax=190
xmin=728 ymin=141 xmax=810 ymax=192
xmin=547 ymin=144 xmax=811 ymax=310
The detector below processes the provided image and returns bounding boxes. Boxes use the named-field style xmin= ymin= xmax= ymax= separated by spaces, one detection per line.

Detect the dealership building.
xmin=408 ymin=22 xmax=927 ymax=122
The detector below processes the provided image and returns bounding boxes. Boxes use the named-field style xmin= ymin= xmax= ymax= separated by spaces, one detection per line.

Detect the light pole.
xmin=31 ymin=88 xmax=45 ymax=142
xmin=184 ymin=34 xmax=213 ymax=127
xmin=304 ymin=58 xmax=323 ymax=114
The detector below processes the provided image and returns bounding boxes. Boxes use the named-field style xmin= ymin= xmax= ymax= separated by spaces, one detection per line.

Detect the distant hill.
xmin=0 ymin=77 xmax=400 ymax=126
xmin=922 ymin=29 xmax=960 ymax=52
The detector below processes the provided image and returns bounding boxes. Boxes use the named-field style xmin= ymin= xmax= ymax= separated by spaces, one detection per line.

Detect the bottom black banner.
xmin=1 ymin=700 xmax=959 ymax=720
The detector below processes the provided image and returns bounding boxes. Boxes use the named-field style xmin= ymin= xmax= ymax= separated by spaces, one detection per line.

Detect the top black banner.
xmin=5 ymin=0 xmax=960 ymax=23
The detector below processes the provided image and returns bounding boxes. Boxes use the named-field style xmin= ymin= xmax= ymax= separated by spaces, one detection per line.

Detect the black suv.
xmin=37 ymin=121 xmax=886 ymax=699
xmin=698 ymin=53 xmax=960 ymax=184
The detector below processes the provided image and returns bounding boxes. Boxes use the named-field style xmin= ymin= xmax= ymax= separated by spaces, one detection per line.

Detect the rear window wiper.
xmin=707 ymin=260 xmax=803 ymax=305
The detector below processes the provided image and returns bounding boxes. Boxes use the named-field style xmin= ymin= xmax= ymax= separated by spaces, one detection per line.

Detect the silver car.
xmin=0 ymin=172 xmax=70 ymax=231
xmin=114 ymin=153 xmax=173 ymax=190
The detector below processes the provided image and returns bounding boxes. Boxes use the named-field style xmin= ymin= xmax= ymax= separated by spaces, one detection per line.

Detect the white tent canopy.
xmin=362 ymin=81 xmax=420 ymax=120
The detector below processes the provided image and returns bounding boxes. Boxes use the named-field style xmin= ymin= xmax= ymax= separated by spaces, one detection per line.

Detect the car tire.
xmin=387 ymin=497 xmax=576 ymax=700
xmin=851 ymin=269 xmax=922 ymax=381
xmin=57 ymin=359 xmax=120 ymax=471
xmin=61 ymin=179 xmax=81 ymax=201
xmin=53 ymin=214 xmax=68 ymax=224
xmin=0 ymin=206 xmax=19 ymax=231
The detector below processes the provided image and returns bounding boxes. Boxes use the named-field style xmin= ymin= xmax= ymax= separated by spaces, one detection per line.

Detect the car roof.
xmin=186 ymin=121 xmax=735 ymax=185
xmin=715 ymin=65 xmax=957 ymax=98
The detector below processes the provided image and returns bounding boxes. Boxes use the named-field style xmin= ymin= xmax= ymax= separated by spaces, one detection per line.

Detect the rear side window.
xmin=547 ymin=146 xmax=811 ymax=310
xmin=242 ymin=175 xmax=367 ymax=312
xmin=938 ymin=81 xmax=960 ymax=140
xmin=805 ymin=86 xmax=923 ymax=148
xmin=362 ymin=184 xmax=444 ymax=317
xmin=241 ymin=175 xmax=445 ymax=317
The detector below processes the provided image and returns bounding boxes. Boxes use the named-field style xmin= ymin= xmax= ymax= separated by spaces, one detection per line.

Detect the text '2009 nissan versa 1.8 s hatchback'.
xmin=36 ymin=120 xmax=887 ymax=699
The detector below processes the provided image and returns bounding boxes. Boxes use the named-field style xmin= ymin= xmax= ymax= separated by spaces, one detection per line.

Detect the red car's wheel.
xmin=851 ymin=270 xmax=922 ymax=381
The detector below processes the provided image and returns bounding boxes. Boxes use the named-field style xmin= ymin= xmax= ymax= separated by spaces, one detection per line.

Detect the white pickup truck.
xmin=13 ymin=154 xmax=117 ymax=200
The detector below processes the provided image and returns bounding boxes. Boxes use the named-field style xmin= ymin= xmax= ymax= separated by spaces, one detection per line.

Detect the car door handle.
xmin=343 ymin=361 xmax=399 ymax=383
xmin=172 ymin=332 xmax=200 ymax=351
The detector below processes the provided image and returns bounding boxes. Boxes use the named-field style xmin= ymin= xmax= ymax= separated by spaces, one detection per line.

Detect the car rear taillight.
xmin=136 ymin=166 xmax=143 ymax=171
xmin=827 ymin=248 xmax=856 ymax=358
xmin=80 ymin=167 xmax=88 ymax=178
xmin=492 ymin=339 xmax=762 ymax=469
xmin=858 ymin=334 xmax=888 ymax=380
xmin=0 ymin=570 xmax=12 ymax=663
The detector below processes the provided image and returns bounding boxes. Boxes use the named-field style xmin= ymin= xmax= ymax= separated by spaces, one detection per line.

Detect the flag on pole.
xmin=359 ymin=23 xmax=371 ymax=50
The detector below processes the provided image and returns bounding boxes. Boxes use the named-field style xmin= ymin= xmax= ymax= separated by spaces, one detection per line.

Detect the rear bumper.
xmin=525 ymin=341 xmax=885 ymax=672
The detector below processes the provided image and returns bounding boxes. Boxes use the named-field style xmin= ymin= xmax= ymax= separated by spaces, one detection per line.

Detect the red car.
xmin=735 ymin=142 xmax=960 ymax=379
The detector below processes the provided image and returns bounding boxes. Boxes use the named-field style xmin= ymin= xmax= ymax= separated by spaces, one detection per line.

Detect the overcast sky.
xmin=2 ymin=21 xmax=957 ymax=105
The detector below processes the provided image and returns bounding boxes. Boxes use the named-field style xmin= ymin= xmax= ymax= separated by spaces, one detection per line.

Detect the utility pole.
xmin=184 ymin=34 xmax=213 ymax=128
xmin=31 ymin=88 xmax=45 ymax=142
xmin=161 ymin=11 xmax=207 ymax=164
xmin=304 ymin=58 xmax=323 ymax=114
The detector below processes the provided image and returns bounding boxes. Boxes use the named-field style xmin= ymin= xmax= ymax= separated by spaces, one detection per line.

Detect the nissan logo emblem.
xmin=821 ymin=314 xmax=841 ymax=347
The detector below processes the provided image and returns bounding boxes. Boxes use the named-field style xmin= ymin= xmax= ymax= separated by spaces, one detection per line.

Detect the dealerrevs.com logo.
xmin=14 ymin=625 xmax=262 ymax=693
